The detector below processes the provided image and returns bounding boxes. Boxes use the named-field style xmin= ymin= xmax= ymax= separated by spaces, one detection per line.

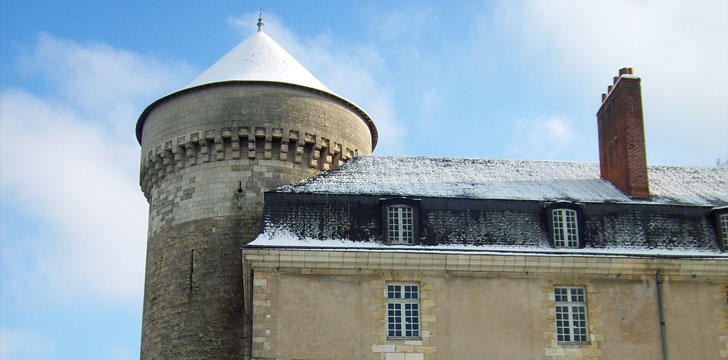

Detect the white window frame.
xmin=720 ymin=213 xmax=728 ymax=250
xmin=554 ymin=286 xmax=589 ymax=343
xmin=386 ymin=283 xmax=420 ymax=339
xmin=552 ymin=208 xmax=579 ymax=248
xmin=387 ymin=205 xmax=414 ymax=244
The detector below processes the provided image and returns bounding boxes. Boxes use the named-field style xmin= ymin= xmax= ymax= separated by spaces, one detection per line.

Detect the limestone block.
xmin=304 ymin=133 xmax=315 ymax=144
xmin=264 ymin=135 xmax=272 ymax=160
xmin=373 ymin=344 xmax=396 ymax=352
xmin=231 ymin=137 xmax=240 ymax=160
xmin=199 ymin=138 xmax=210 ymax=163
xmin=279 ymin=142 xmax=289 ymax=161
xmin=248 ymin=133 xmax=256 ymax=159
xmin=294 ymin=142 xmax=304 ymax=164
xmin=386 ymin=353 xmax=405 ymax=360
xmin=221 ymin=129 xmax=232 ymax=139
xmin=214 ymin=136 xmax=224 ymax=161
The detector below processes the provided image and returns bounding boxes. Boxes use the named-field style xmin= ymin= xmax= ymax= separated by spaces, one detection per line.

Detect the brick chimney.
xmin=596 ymin=67 xmax=650 ymax=198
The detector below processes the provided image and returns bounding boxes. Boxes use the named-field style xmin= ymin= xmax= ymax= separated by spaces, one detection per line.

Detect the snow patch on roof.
xmin=278 ymin=156 xmax=728 ymax=206
xmin=185 ymin=31 xmax=330 ymax=92
xmin=249 ymin=228 xmax=727 ymax=258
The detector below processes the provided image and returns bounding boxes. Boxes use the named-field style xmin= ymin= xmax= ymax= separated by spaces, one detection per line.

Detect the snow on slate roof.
xmin=277 ymin=156 xmax=728 ymax=206
xmin=249 ymin=229 xmax=727 ymax=258
xmin=185 ymin=30 xmax=330 ymax=92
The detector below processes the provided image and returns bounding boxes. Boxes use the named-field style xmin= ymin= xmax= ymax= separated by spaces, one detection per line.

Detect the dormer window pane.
xmin=388 ymin=205 xmax=414 ymax=244
xmin=553 ymin=209 xmax=579 ymax=248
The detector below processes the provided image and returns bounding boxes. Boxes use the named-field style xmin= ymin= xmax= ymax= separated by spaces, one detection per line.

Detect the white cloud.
xmin=509 ymin=116 xmax=576 ymax=160
xmin=0 ymin=328 xmax=57 ymax=360
xmin=0 ymin=34 xmax=194 ymax=303
xmin=18 ymin=33 xmax=194 ymax=137
xmin=1 ymin=89 xmax=146 ymax=301
xmin=228 ymin=12 xmax=406 ymax=154
xmin=498 ymin=0 xmax=728 ymax=164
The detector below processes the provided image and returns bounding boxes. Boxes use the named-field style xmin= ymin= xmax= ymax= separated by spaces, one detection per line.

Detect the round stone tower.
xmin=136 ymin=21 xmax=377 ymax=359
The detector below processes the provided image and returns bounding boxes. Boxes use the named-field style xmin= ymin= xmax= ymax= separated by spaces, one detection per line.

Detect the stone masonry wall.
xmin=244 ymin=249 xmax=728 ymax=360
xmin=142 ymin=217 xmax=255 ymax=359
xmin=140 ymin=83 xmax=373 ymax=200
xmin=138 ymin=83 xmax=374 ymax=359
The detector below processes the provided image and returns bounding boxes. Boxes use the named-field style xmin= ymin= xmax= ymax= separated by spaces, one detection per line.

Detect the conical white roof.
xmin=185 ymin=30 xmax=330 ymax=92
xmin=136 ymin=26 xmax=377 ymax=149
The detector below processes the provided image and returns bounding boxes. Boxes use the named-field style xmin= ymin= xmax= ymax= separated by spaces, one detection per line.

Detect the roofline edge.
xmin=242 ymin=244 xmax=728 ymax=260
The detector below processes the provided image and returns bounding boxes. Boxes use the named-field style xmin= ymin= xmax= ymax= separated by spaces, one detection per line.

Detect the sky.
xmin=0 ymin=1 xmax=726 ymax=359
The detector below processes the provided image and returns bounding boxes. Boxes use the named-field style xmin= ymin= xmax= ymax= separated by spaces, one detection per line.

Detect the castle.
xmin=137 ymin=18 xmax=728 ymax=360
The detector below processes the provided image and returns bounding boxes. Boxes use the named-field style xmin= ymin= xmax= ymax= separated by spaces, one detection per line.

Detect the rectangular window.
xmin=552 ymin=209 xmax=579 ymax=248
xmin=555 ymin=286 xmax=588 ymax=343
xmin=387 ymin=283 xmax=420 ymax=338
xmin=388 ymin=205 xmax=414 ymax=244
xmin=720 ymin=214 xmax=728 ymax=250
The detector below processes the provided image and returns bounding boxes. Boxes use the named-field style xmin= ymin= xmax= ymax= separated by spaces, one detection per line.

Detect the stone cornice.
xmin=242 ymin=248 xmax=728 ymax=278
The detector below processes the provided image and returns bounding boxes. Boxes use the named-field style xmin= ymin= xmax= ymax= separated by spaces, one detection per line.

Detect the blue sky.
xmin=1 ymin=1 xmax=726 ymax=359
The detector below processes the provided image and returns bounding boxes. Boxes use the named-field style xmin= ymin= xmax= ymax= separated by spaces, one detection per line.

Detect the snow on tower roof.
xmin=184 ymin=30 xmax=330 ymax=93
xmin=136 ymin=22 xmax=378 ymax=147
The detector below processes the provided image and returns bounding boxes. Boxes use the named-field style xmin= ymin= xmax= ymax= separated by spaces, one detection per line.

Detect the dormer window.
xmin=720 ymin=214 xmax=728 ymax=250
xmin=381 ymin=198 xmax=420 ymax=245
xmin=546 ymin=203 xmax=585 ymax=249
xmin=388 ymin=205 xmax=414 ymax=244
xmin=552 ymin=209 xmax=579 ymax=248
xmin=710 ymin=206 xmax=728 ymax=252
xmin=712 ymin=208 xmax=728 ymax=252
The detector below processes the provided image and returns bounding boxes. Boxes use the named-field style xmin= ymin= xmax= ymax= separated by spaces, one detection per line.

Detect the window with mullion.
xmin=386 ymin=284 xmax=420 ymax=338
xmin=388 ymin=206 xmax=414 ymax=244
xmin=555 ymin=286 xmax=588 ymax=343
xmin=552 ymin=209 xmax=579 ymax=248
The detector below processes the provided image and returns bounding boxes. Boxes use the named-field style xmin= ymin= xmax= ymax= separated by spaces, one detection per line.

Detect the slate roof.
xmin=249 ymin=156 xmax=728 ymax=256
xmin=277 ymin=156 xmax=728 ymax=207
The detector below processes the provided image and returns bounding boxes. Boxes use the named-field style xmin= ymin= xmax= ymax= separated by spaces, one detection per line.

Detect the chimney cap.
xmin=601 ymin=67 xmax=639 ymax=103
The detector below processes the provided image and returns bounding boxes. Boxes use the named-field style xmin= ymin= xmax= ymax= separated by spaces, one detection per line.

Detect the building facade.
xmin=137 ymin=20 xmax=728 ymax=360
xmin=244 ymin=156 xmax=728 ymax=359
xmin=242 ymin=70 xmax=728 ymax=359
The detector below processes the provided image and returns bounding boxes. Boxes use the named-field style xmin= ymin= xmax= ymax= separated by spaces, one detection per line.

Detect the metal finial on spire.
xmin=257 ymin=7 xmax=264 ymax=32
